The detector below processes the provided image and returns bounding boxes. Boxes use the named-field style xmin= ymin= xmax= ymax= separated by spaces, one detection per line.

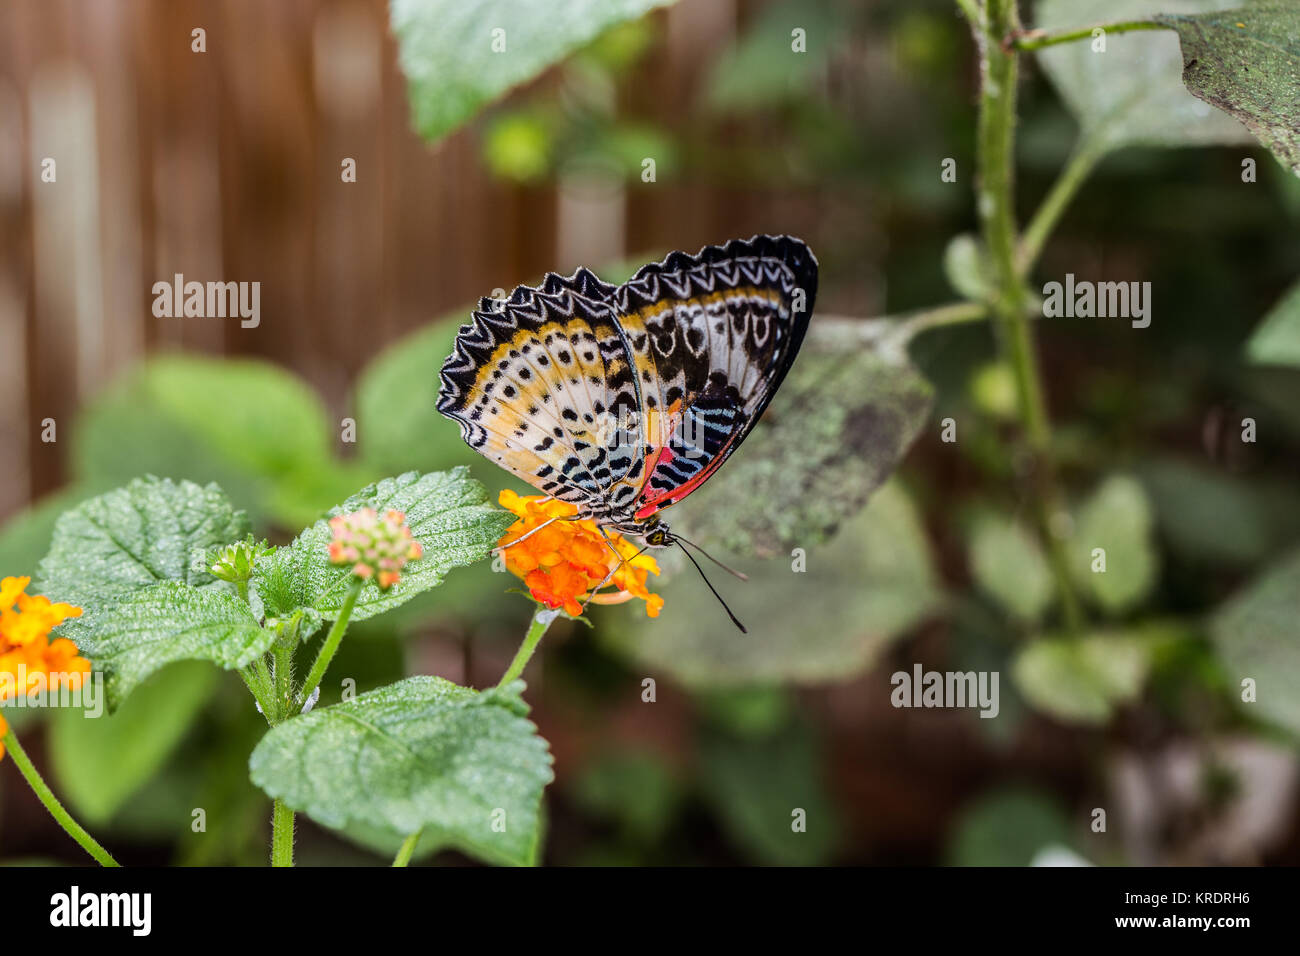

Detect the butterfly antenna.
xmin=675 ymin=542 xmax=748 ymax=634
xmin=669 ymin=533 xmax=749 ymax=582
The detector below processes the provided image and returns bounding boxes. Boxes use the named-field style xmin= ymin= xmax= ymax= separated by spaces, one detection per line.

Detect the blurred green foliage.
xmin=3 ymin=0 xmax=1300 ymax=867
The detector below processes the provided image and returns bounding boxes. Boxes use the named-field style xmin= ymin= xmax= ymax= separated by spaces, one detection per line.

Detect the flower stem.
xmin=2 ymin=725 xmax=119 ymax=867
xmin=967 ymin=0 xmax=1083 ymax=633
xmin=1008 ymin=19 xmax=1167 ymax=52
xmin=296 ymin=578 xmax=364 ymax=712
xmin=498 ymin=608 xmax=558 ymax=687
xmin=393 ymin=829 xmax=423 ymax=867
xmin=271 ymin=798 xmax=295 ymax=868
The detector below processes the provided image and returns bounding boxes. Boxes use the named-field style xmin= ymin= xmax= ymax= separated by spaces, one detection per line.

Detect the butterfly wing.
xmin=437 ymin=269 xmax=652 ymax=518
xmin=612 ymin=234 xmax=817 ymax=520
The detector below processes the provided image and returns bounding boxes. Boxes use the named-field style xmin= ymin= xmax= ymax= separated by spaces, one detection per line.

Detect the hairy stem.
xmin=498 ymin=607 xmax=558 ymax=687
xmin=3 ymin=725 xmax=119 ymax=867
xmin=296 ymin=578 xmax=364 ymax=712
xmin=393 ymin=829 xmax=423 ymax=867
xmin=966 ymin=0 xmax=1083 ymax=632
xmin=271 ymin=798 xmax=295 ymax=868
xmin=1008 ymin=19 xmax=1168 ymax=52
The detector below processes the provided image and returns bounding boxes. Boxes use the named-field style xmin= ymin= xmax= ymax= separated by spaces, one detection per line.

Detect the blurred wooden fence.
xmin=0 ymin=0 xmax=837 ymax=521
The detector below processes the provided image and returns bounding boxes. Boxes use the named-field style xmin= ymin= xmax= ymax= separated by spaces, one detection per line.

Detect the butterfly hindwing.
xmin=616 ymin=235 xmax=817 ymax=518
xmin=437 ymin=235 xmax=817 ymax=525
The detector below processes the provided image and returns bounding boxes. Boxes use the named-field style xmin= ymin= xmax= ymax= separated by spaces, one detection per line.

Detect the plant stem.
xmin=498 ymin=608 xmax=558 ymax=687
xmin=1008 ymin=19 xmax=1167 ymax=51
xmin=393 ymin=829 xmax=423 ymax=867
xmin=296 ymin=578 xmax=364 ymax=712
xmin=2 ymin=725 xmax=119 ymax=867
xmin=1017 ymin=125 xmax=1112 ymax=276
xmin=271 ymin=798 xmax=295 ymax=868
xmin=967 ymin=0 xmax=1083 ymax=633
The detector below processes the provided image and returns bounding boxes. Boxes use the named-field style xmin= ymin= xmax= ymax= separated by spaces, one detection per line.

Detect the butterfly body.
xmin=437 ymin=234 xmax=818 ymax=548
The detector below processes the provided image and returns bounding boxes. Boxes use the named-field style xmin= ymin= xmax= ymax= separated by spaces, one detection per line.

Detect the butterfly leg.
xmin=492 ymin=514 xmax=561 ymax=553
xmin=577 ymin=527 xmax=649 ymax=613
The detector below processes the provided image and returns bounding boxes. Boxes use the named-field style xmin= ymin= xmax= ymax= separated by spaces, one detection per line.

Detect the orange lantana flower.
xmin=0 ymin=577 xmax=89 ymax=761
xmin=497 ymin=490 xmax=664 ymax=619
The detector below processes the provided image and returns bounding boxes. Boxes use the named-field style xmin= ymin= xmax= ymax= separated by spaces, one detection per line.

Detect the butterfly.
xmin=437 ymin=234 xmax=818 ymax=629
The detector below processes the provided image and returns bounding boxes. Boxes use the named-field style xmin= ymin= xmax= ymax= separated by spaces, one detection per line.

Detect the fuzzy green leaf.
xmin=59 ymin=582 xmax=270 ymax=710
xmin=969 ymin=514 xmax=1055 ymax=623
xmin=1068 ymin=474 xmax=1159 ymax=614
xmin=248 ymin=677 xmax=554 ymax=867
xmin=49 ymin=661 xmax=219 ymax=824
xmin=391 ymin=0 xmax=678 ymax=144
xmin=1013 ymin=629 xmax=1160 ymax=725
xmin=1246 ymin=277 xmax=1300 ymax=367
xmin=608 ymin=480 xmax=941 ymax=686
xmin=1155 ymin=1 xmax=1300 ymax=174
xmin=1035 ymin=0 xmax=1254 ymax=151
xmin=253 ymin=469 xmax=516 ymax=622
xmin=1211 ymin=548 xmax=1300 ymax=734
xmin=34 ymin=476 xmax=250 ymax=609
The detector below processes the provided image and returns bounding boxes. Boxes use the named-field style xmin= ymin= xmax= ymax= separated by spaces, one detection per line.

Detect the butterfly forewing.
xmin=437 ymin=234 xmax=817 ymax=527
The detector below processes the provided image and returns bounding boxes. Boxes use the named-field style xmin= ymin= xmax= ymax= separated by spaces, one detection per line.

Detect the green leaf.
xmin=34 ymin=476 xmax=250 ymax=609
xmin=968 ymin=513 xmax=1055 ymax=623
xmin=1068 ymin=474 xmax=1159 ymax=614
xmin=248 ymin=677 xmax=554 ymax=867
xmin=606 ymin=480 xmax=941 ymax=685
xmin=355 ymin=314 xmax=484 ymax=478
xmin=943 ymin=233 xmax=995 ymax=302
xmin=1246 ymin=277 xmax=1300 ymax=367
xmin=390 ymin=0 xmax=678 ymax=144
xmin=705 ymin=0 xmax=846 ymax=113
xmin=0 ymin=484 xmax=106 ymax=579
xmin=60 ymin=582 xmax=270 ymax=710
xmin=1155 ymin=1 xmax=1300 ymax=174
xmin=697 ymin=719 xmax=842 ymax=866
xmin=570 ymin=750 xmax=683 ymax=844
xmin=253 ymin=469 xmax=516 ymax=622
xmin=1210 ymin=548 xmax=1300 ymax=734
xmin=1035 ymin=0 xmax=1253 ymax=151
xmin=674 ymin=332 xmax=934 ymax=557
xmin=72 ymin=356 xmax=342 ymax=526
xmin=49 ymin=661 xmax=219 ymax=825
xmin=1136 ymin=457 xmax=1300 ymax=566
xmin=1013 ymin=629 xmax=1158 ymax=725
xmin=947 ymin=787 xmax=1073 ymax=866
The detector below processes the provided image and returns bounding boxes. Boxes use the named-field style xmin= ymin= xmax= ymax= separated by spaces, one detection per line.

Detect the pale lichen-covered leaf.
xmin=1246 ymin=277 xmax=1300 ymax=366
xmin=253 ymin=469 xmax=517 ymax=622
xmin=391 ymin=0 xmax=677 ymax=144
xmin=606 ymin=481 xmax=941 ymax=686
xmin=248 ymin=677 xmax=554 ymax=867
xmin=1156 ymin=1 xmax=1300 ymax=174
xmin=1211 ymin=548 xmax=1300 ymax=735
xmin=34 ymin=476 xmax=250 ymax=609
xmin=59 ymin=582 xmax=270 ymax=710
xmin=674 ymin=330 xmax=933 ymax=558
xmin=1035 ymin=0 xmax=1253 ymax=150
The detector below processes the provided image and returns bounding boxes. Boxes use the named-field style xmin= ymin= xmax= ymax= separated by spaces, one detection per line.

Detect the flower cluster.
xmin=0 ymin=577 xmax=88 ymax=760
xmin=496 ymin=490 xmax=664 ymax=618
xmin=328 ymin=508 xmax=423 ymax=591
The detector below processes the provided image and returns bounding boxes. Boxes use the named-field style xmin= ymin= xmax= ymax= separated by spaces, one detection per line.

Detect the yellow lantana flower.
xmin=0 ymin=577 xmax=89 ymax=761
xmin=496 ymin=490 xmax=664 ymax=619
